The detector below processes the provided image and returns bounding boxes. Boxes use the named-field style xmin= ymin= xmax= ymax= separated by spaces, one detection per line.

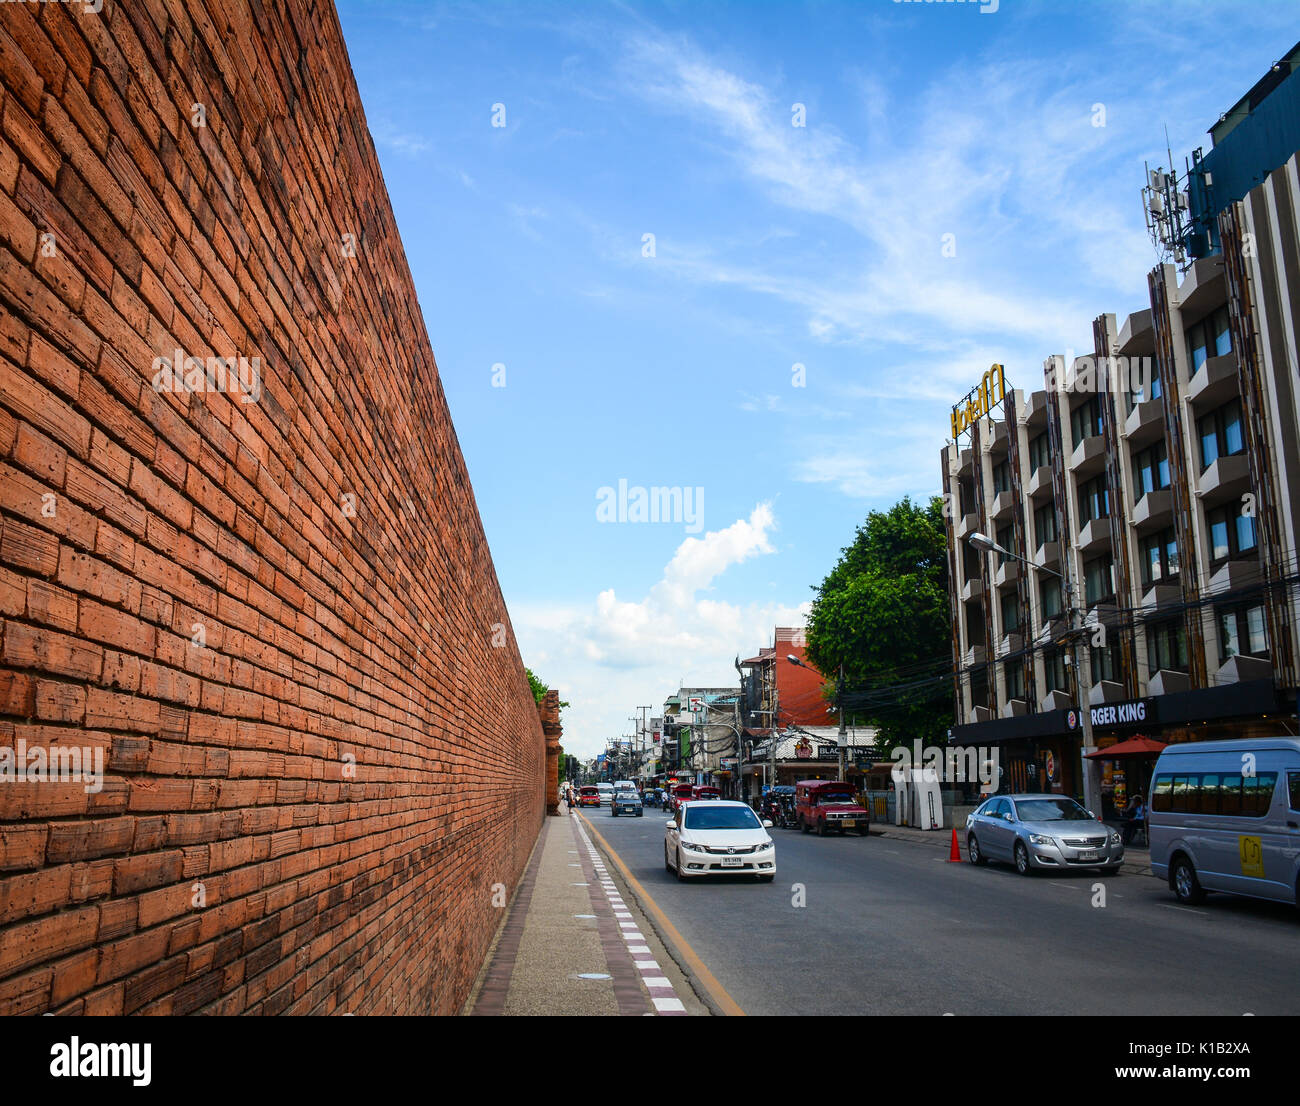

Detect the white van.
xmin=596 ymin=782 xmax=615 ymax=806
xmin=1148 ymin=737 xmax=1300 ymax=907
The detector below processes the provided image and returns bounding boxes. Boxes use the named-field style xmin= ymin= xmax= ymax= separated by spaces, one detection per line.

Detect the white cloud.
xmin=510 ymin=504 xmax=809 ymax=757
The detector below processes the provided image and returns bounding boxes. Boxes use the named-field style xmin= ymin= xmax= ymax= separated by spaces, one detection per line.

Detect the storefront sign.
xmin=817 ymin=746 xmax=839 ymax=761
xmin=1090 ymin=698 xmax=1155 ymax=729
xmin=794 ymin=738 xmax=813 ymax=759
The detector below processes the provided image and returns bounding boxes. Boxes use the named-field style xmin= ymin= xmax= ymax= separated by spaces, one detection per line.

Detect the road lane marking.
xmin=580 ymin=813 xmax=746 ymax=1017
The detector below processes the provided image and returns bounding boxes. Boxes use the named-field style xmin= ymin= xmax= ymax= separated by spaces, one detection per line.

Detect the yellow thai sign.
xmin=951 ymin=363 xmax=1006 ymax=440
xmin=1239 ymin=835 xmax=1265 ymax=878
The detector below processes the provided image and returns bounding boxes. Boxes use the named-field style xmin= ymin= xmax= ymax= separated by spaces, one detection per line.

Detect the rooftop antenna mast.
xmin=1142 ymin=125 xmax=1192 ymax=271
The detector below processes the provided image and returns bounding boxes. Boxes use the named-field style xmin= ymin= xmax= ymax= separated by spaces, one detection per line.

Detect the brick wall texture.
xmin=0 ymin=0 xmax=546 ymax=1014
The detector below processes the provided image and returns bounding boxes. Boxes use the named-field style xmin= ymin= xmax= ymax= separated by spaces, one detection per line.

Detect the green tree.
xmin=524 ymin=668 xmax=570 ymax=711
xmin=805 ymin=495 xmax=953 ymax=747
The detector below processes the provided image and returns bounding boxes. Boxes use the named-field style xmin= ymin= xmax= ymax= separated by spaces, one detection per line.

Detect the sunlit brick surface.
xmin=0 ymin=0 xmax=544 ymax=1014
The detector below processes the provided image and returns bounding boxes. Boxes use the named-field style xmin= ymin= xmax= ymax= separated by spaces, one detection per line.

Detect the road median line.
xmin=579 ymin=813 xmax=746 ymax=1017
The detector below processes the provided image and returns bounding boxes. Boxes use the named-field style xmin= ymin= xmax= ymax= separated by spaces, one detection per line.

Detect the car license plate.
xmin=720 ymin=857 xmax=743 ymax=868
xmin=1079 ymin=850 xmax=1098 ymax=861
xmin=841 ymin=820 xmax=855 ymax=828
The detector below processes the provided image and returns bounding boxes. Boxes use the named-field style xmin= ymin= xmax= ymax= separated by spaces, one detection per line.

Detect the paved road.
xmin=584 ymin=806 xmax=1300 ymax=1016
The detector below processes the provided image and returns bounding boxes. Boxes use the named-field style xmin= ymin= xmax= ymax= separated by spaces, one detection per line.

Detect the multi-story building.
xmin=737 ymin=627 xmax=879 ymax=798
xmin=661 ymin=686 xmax=741 ymax=787
xmin=941 ymin=47 xmax=1300 ymax=818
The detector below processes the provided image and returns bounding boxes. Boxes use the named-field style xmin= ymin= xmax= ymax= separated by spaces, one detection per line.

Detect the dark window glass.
xmin=1034 ymin=502 xmax=1057 ymax=549
xmin=1139 ymin=528 xmax=1179 ymax=587
xmin=1000 ymin=592 xmax=1019 ymax=633
xmin=1148 ymin=619 xmax=1188 ymax=674
xmin=1078 ymin=474 xmax=1110 ymax=525
xmin=1198 ymin=399 xmax=1245 ymax=471
xmin=1071 ymin=397 xmax=1103 ymax=444
xmin=1004 ymin=662 xmax=1023 ymax=701
xmin=1084 ymin=555 xmax=1114 ymax=605
xmin=1132 ymin=441 xmax=1169 ymax=499
xmin=992 ymin=460 xmax=1011 ymax=495
xmin=1041 ymin=577 xmax=1063 ymax=619
xmin=1028 ymin=433 xmax=1050 ymax=471
xmin=1208 ymin=504 xmax=1258 ymax=563
xmin=1288 ymin=771 xmax=1300 ymax=813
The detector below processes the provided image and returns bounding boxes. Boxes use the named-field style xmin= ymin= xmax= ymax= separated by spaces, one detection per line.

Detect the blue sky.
xmin=334 ymin=0 xmax=1298 ymax=757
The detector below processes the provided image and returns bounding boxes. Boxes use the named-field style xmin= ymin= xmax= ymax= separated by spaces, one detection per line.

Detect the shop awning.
xmin=1085 ymin=735 xmax=1167 ymax=760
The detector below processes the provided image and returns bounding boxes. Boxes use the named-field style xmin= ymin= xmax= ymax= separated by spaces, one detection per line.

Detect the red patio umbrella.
xmin=1084 ymin=735 xmax=1167 ymax=759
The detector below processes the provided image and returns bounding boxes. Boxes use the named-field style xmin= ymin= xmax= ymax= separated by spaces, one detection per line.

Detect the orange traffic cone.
xmin=948 ymin=828 xmax=962 ymax=862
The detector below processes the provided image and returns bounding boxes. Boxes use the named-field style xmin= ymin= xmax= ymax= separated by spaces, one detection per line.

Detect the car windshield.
xmin=1013 ymin=798 xmax=1092 ymax=822
xmin=819 ymin=793 xmax=854 ymax=804
xmin=684 ymin=806 xmax=761 ymax=831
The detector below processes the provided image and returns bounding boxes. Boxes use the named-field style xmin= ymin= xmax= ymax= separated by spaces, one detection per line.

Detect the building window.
xmin=1043 ymin=648 xmax=1068 ymax=693
xmin=1028 ymin=432 xmax=1050 ymax=471
xmin=1041 ymin=577 xmax=1063 ymax=619
xmin=1138 ymin=527 xmax=1180 ymax=588
xmin=1206 ymin=503 xmax=1257 ymax=564
xmin=1197 ymin=397 xmax=1244 ymax=471
xmin=1077 ymin=473 xmax=1110 ymax=525
xmin=1148 ymin=619 xmax=1188 ymax=674
xmin=1034 ymin=501 xmax=1057 ymax=550
xmin=1219 ymin=605 xmax=1268 ymax=660
xmin=1186 ymin=305 xmax=1232 ymax=373
xmin=1004 ymin=662 xmax=1024 ymax=701
xmin=1132 ymin=441 xmax=1170 ymax=500
xmin=992 ymin=459 xmax=1011 ymax=495
xmin=1090 ymin=643 xmax=1120 ymax=685
xmin=995 ymin=524 xmax=1013 ymax=565
xmin=969 ymin=666 xmax=990 ymax=711
xmin=1000 ymin=591 xmax=1020 ymax=633
xmin=965 ymin=602 xmax=985 ymax=644
xmin=1127 ymin=359 xmax=1162 ymax=412
xmin=1070 ymin=396 xmax=1104 ymax=444
xmin=1083 ymin=554 xmax=1115 ymax=606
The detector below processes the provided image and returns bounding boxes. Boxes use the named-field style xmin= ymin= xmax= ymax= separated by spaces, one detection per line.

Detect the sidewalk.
xmin=463 ymin=812 xmax=708 ymax=1016
xmin=877 ymin=819 xmax=1153 ymax=876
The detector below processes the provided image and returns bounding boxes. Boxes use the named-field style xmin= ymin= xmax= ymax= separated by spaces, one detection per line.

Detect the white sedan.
xmin=664 ymin=800 xmax=776 ymax=882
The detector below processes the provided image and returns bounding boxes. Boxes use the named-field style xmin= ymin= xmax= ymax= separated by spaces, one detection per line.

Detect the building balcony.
xmin=1208 ymin=556 xmax=1264 ymax=595
xmin=1186 ymin=352 xmax=1239 ymax=411
xmin=1195 ymin=453 xmax=1252 ymax=506
xmin=1148 ymin=669 xmax=1192 ymax=696
xmin=1139 ymin=582 xmax=1182 ymax=611
xmin=1027 ymin=464 xmax=1054 ymax=499
xmin=961 ymin=577 xmax=984 ymax=603
xmin=1213 ymin=654 xmax=1273 ymax=685
xmin=958 ymin=448 xmax=974 ymax=475
xmin=1033 ymin=541 xmax=1061 ymax=570
xmin=1039 ymin=688 xmax=1072 ymax=713
xmin=971 ymin=704 xmax=995 ymax=723
xmin=1000 ymin=698 xmax=1030 ymax=718
xmin=965 ymin=645 xmax=986 ymax=667
xmin=1089 ymin=680 xmax=1126 ymax=706
xmin=998 ymin=632 xmax=1023 ymax=656
xmin=1070 ymin=434 xmax=1107 ymax=477
xmin=988 ymin=419 xmax=1009 ymax=450
xmin=1019 ymin=389 xmax=1049 ymax=427
xmin=1176 ymin=255 xmax=1226 ymax=318
xmin=1076 ymin=517 xmax=1112 ymax=554
xmin=1123 ymin=398 xmax=1165 ymax=448
xmin=1131 ymin=489 xmax=1173 ymax=532
xmin=956 ymin=511 xmax=980 ymax=539
xmin=990 ymin=490 xmax=1016 ymax=520
xmin=1116 ymin=308 xmax=1154 ymax=356
xmin=994 ymin=559 xmax=1019 ymax=589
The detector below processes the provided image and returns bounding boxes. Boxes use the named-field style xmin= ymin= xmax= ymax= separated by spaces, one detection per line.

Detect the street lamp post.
xmin=966 ymin=531 xmax=1097 ymax=808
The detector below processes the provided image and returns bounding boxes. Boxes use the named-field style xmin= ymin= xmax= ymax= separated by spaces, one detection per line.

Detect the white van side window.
xmin=1289 ymin=771 xmax=1300 ymax=813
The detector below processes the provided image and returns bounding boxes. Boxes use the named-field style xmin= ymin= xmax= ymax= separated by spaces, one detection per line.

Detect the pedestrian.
xmin=1120 ymin=792 xmax=1145 ymax=845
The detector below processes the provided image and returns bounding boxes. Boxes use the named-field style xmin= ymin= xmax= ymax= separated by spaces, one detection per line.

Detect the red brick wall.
xmin=0 ymin=0 xmax=545 ymax=1014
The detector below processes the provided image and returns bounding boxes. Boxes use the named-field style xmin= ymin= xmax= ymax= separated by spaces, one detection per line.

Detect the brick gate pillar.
xmin=542 ymin=690 xmax=562 ymax=816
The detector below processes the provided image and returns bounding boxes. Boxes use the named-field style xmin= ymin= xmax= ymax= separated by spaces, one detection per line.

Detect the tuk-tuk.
xmin=666 ymin=783 xmax=695 ymax=813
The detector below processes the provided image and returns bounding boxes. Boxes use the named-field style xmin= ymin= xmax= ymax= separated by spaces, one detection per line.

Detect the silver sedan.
xmin=965 ymin=794 xmax=1124 ymax=875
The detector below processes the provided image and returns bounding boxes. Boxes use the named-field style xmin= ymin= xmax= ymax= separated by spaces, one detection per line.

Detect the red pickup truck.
xmin=795 ymin=779 xmax=869 ymax=836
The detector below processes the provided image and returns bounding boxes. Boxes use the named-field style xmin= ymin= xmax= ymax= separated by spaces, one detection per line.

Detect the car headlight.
xmin=756 ymin=839 xmax=773 ymax=851
xmin=1028 ymin=834 xmax=1055 ymax=846
xmin=1110 ymin=831 xmax=1122 ymax=845
xmin=683 ymin=840 xmax=708 ymax=853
